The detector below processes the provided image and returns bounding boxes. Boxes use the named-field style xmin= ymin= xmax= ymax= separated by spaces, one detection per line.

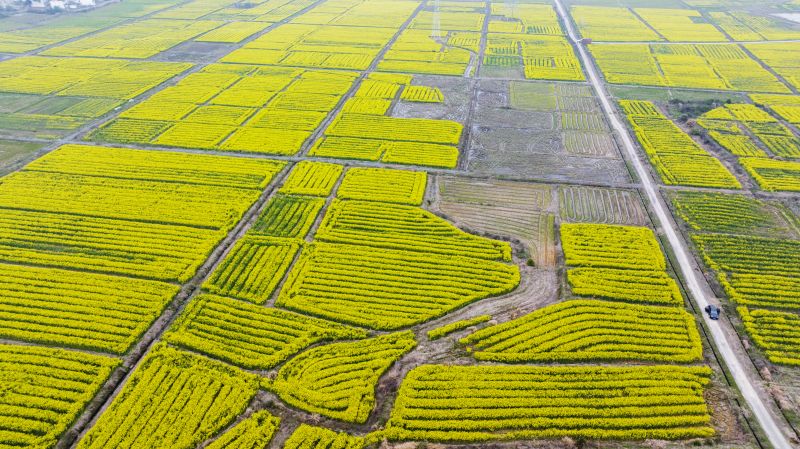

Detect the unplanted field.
xmin=559 ymin=186 xmax=648 ymax=226
xmin=468 ymin=80 xmax=628 ymax=184
xmin=437 ymin=175 xmax=556 ymax=267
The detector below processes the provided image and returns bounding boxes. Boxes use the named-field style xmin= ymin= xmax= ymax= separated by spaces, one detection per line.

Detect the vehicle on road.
xmin=705 ymin=305 xmax=721 ymax=320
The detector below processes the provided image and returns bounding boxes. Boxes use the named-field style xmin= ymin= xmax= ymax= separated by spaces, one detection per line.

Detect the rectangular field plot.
xmin=693 ymin=234 xmax=800 ymax=310
xmin=620 ymin=100 xmax=741 ymax=189
xmin=91 ymin=65 xmax=357 ymax=155
xmin=42 ymin=19 xmax=223 ymax=59
xmin=384 ymin=365 xmax=714 ymax=441
xmin=670 ymin=191 xmax=798 ymax=238
xmin=739 ymin=307 xmax=800 ymax=366
xmin=0 ymin=262 xmax=177 ymax=353
xmin=284 ymin=425 xmax=364 ymax=449
xmin=203 ymin=236 xmax=299 ymax=304
xmin=0 ymin=57 xmax=189 ymax=138
xmin=337 ymin=167 xmax=427 ymax=205
xmin=76 ymin=345 xmax=259 ymax=449
xmin=746 ymin=42 xmax=800 ymax=90
xmin=483 ymin=33 xmax=584 ymax=82
xmin=740 ymin=158 xmax=800 ymax=192
xmin=437 ymin=175 xmax=556 ymax=266
xmin=461 ymin=299 xmax=702 ymax=363
xmin=571 ymin=6 xmax=662 ymax=42
xmin=468 ymin=80 xmax=629 ymax=184
xmin=591 ymin=44 xmax=790 ymax=93
xmin=0 ymin=344 xmax=119 ymax=449
xmin=561 ymin=223 xmax=683 ymax=305
xmin=0 ymin=145 xmax=284 ymax=281
xmin=559 ymin=186 xmax=648 ymax=226
xmin=251 ymin=194 xmax=325 ymax=238
xmin=468 ymin=80 xmax=629 ymax=183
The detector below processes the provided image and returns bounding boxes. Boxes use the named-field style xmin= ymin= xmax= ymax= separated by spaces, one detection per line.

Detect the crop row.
xmin=206 ymin=410 xmax=280 ymax=449
xmin=427 ymin=315 xmax=491 ymax=341
xmin=561 ymin=223 xmax=685 ymax=310
xmin=165 ymin=294 xmax=365 ymax=370
xmin=558 ymin=186 xmax=647 ymax=226
xmin=283 ymin=425 xmax=365 ymax=449
xmin=561 ymin=223 xmax=666 ymax=271
xmin=567 ymin=267 xmax=682 ymax=305
xmin=461 ymin=299 xmax=701 ymax=363
xmin=401 ymin=85 xmax=444 ymax=102
xmin=269 ymin=332 xmax=416 ymax=423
